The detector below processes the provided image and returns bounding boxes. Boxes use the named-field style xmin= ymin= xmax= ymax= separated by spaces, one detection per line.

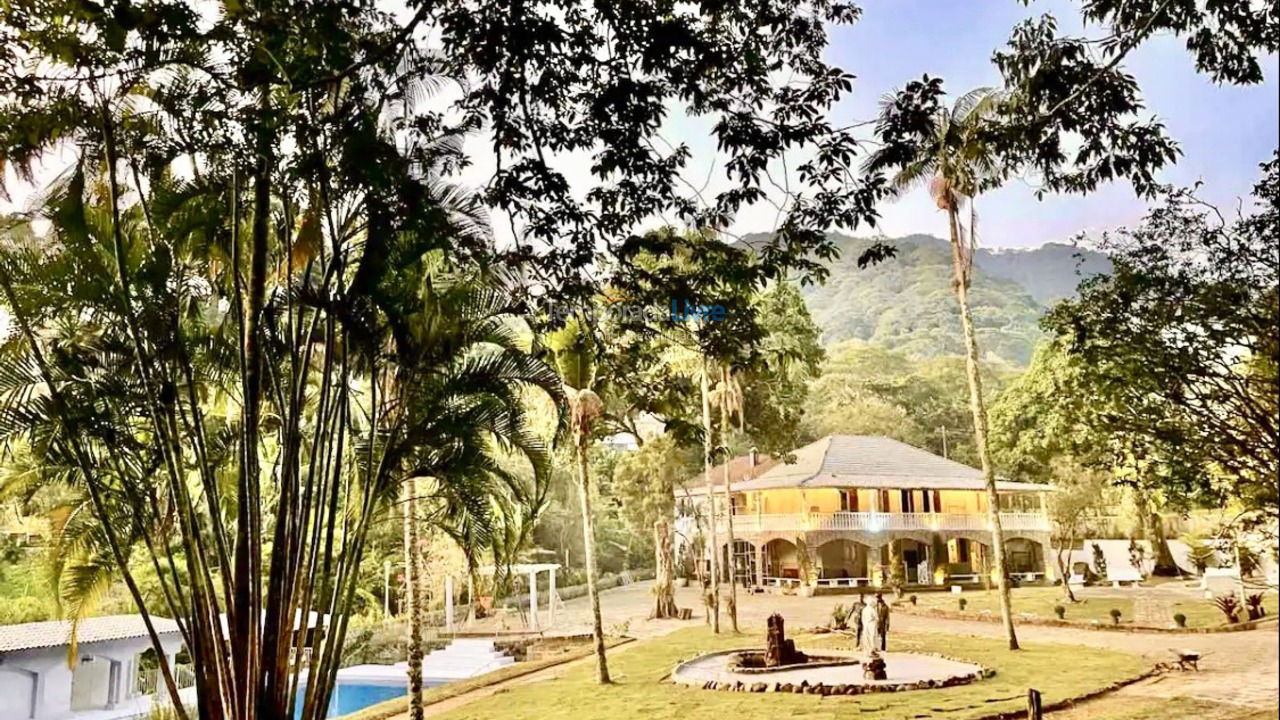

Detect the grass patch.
xmin=909 ymin=586 xmax=1278 ymax=628
xmin=427 ymin=626 xmax=1148 ymax=720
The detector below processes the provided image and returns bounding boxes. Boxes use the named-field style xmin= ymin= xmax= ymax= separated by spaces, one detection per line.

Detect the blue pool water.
xmin=294 ymin=682 xmax=412 ymax=718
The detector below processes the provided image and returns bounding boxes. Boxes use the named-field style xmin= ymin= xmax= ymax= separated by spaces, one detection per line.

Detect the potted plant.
xmin=1213 ymin=595 xmax=1241 ymax=624
xmin=1245 ymin=593 xmax=1266 ymax=621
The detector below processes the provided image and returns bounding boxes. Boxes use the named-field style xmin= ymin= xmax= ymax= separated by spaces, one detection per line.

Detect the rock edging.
xmin=671 ymin=647 xmax=994 ymax=696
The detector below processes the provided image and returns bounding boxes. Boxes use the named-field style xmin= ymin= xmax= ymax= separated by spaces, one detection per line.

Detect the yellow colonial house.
xmin=676 ymin=435 xmax=1054 ymax=591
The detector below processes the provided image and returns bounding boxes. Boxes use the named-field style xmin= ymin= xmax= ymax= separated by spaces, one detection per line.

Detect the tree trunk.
xmin=652 ymin=518 xmax=679 ymax=619
xmin=1056 ymin=528 xmax=1077 ymax=603
xmin=719 ymin=367 xmax=740 ymax=633
xmin=404 ymin=479 xmax=425 ymax=720
xmin=948 ymin=205 xmax=1020 ymax=651
xmin=700 ymin=364 xmax=720 ymax=633
xmin=575 ymin=442 xmax=612 ymax=683
xmin=1143 ymin=501 xmax=1179 ymax=576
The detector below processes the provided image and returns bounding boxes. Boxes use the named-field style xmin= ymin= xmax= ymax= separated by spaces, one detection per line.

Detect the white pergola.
xmin=445 ymin=563 xmax=561 ymax=632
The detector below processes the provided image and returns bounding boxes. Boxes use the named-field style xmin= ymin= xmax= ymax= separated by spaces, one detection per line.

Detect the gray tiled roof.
xmin=0 ymin=615 xmax=181 ymax=654
xmin=702 ymin=435 xmax=1049 ymax=494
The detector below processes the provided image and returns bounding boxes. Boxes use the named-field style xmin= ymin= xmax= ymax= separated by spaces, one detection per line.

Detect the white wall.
xmin=0 ymin=667 xmax=36 ymax=719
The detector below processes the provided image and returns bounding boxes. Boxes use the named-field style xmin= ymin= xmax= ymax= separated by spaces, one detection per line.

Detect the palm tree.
xmin=545 ymin=317 xmax=611 ymax=684
xmin=864 ymin=86 xmax=1021 ymax=650
xmin=714 ymin=365 xmax=744 ymax=633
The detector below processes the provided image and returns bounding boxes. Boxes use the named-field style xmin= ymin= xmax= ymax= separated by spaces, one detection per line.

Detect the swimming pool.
xmin=294 ymin=680 xmax=441 ymax=718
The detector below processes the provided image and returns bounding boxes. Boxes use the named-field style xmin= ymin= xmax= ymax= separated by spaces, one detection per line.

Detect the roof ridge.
xmin=798 ymin=435 xmax=834 ymax=488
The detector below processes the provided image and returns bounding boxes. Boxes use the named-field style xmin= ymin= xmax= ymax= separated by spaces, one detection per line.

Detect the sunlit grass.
xmin=425 ymin=626 xmax=1148 ymax=720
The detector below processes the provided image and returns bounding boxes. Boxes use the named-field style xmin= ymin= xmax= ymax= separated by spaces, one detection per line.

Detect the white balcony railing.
xmin=718 ymin=511 xmax=1050 ymax=535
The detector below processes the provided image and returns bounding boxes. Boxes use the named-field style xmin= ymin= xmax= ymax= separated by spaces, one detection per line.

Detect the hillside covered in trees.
xmin=779 ymin=234 xmax=1111 ymax=366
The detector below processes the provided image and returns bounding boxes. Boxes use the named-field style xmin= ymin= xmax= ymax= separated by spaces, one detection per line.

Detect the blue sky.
xmin=817 ymin=0 xmax=1279 ymax=248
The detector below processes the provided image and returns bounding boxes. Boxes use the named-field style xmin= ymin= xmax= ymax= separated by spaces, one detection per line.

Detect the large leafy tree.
xmin=597 ymin=229 xmax=823 ymax=631
xmin=1041 ymin=155 xmax=1280 ymax=529
xmin=0 ymin=0 xmax=889 ymax=714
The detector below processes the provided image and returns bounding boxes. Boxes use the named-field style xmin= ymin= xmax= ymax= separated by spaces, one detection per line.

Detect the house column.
xmin=869 ymin=544 xmax=884 ymax=587
xmin=754 ymin=543 xmax=764 ymax=587
xmin=1041 ymin=537 xmax=1057 ymax=582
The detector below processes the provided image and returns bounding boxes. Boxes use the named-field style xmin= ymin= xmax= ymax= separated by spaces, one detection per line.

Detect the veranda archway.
xmin=762 ymin=538 xmax=800 ymax=585
xmin=816 ymin=538 xmax=869 ymax=584
xmin=1005 ymin=537 xmax=1048 ymax=579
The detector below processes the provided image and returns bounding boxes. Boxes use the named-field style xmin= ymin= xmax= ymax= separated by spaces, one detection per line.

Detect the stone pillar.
xmin=445 ymin=575 xmax=455 ymax=631
xmin=528 ymin=569 xmax=539 ymax=631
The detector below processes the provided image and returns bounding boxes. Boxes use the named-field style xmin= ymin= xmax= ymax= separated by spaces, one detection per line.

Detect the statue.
xmin=859 ymin=597 xmax=880 ymax=653
xmin=851 ymin=593 xmax=868 ymax=647
xmin=765 ymin=613 xmax=803 ymax=667
xmin=875 ymin=592 xmax=891 ymax=651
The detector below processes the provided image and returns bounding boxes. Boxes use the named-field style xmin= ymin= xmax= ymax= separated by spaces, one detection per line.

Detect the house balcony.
xmin=716 ymin=511 xmax=1051 ymax=535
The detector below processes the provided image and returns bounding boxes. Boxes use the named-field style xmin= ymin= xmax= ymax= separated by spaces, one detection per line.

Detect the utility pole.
xmin=940 ymin=426 xmax=949 ymax=459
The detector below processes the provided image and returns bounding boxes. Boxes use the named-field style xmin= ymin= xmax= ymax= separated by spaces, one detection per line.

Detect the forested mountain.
xmin=773 ymin=234 xmax=1110 ymax=366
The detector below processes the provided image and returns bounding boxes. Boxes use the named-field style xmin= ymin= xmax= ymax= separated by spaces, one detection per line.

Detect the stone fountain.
xmin=670 ymin=610 xmax=992 ymax=695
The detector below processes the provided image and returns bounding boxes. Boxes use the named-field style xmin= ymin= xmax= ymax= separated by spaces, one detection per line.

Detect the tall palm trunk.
xmin=403 ymin=478 xmax=425 ymax=719
xmin=947 ymin=205 xmax=1020 ymax=651
xmin=700 ymin=364 xmax=720 ymax=633
xmin=575 ymin=440 xmax=611 ymax=683
xmin=718 ymin=367 xmax=739 ymax=633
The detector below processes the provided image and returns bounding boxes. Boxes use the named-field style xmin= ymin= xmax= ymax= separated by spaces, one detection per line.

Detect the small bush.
xmin=909 ymin=594 xmax=918 ymax=606
xmin=1173 ymin=613 xmax=1187 ymax=628
xmin=1109 ymin=608 xmax=1122 ymax=625
xmin=1053 ymin=605 xmax=1066 ymax=619
xmin=1245 ymin=593 xmax=1266 ymax=621
xmin=1213 ymin=595 xmax=1241 ymax=624
xmin=958 ymin=598 xmax=967 ymax=611
xmin=831 ymin=604 xmax=849 ymax=630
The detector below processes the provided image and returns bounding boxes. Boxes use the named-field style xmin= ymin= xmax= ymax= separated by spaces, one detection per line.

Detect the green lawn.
xmin=903 ymin=586 xmax=1278 ymax=628
xmin=428 ymin=626 xmax=1148 ymax=720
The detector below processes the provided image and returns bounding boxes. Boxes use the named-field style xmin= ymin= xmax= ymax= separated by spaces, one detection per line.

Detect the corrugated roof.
xmin=0 ymin=615 xmax=181 ymax=654
xmin=684 ymin=436 xmax=1049 ymax=494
